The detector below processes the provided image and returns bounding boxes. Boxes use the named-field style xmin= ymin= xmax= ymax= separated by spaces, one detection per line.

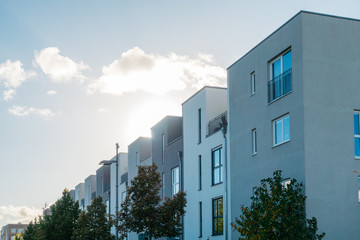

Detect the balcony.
xmin=207 ymin=111 xmax=227 ymax=137
xmin=268 ymin=68 xmax=292 ymax=103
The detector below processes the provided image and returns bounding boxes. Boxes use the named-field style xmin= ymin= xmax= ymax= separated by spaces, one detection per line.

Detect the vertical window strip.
xmin=162 ymin=173 xmax=165 ymax=201
xmin=198 ymin=108 xmax=202 ymax=144
xmin=354 ymin=112 xmax=360 ymax=158
xmin=251 ymin=71 xmax=255 ymax=95
xmin=212 ymin=148 xmax=223 ymax=185
xmin=252 ymin=129 xmax=257 ymax=155
xmin=199 ymin=155 xmax=202 ymax=190
xmin=172 ymin=167 xmax=180 ymax=197
xmin=162 ymin=134 xmax=165 ymax=163
xmin=199 ymin=201 xmax=202 ymax=237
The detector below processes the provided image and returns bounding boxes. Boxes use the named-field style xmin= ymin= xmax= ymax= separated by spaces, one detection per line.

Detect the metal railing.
xmin=207 ymin=111 xmax=227 ymax=137
xmin=268 ymin=68 xmax=292 ymax=103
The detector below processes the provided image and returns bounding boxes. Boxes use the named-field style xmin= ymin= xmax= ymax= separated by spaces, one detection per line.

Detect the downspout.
xmin=221 ymin=117 xmax=228 ymax=240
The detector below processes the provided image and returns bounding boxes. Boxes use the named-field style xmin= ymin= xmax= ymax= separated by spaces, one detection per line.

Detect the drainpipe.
xmin=178 ymin=150 xmax=184 ymax=240
xmin=221 ymin=116 xmax=228 ymax=240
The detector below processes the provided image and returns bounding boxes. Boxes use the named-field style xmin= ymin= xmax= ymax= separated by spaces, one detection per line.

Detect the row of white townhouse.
xmin=69 ymin=11 xmax=360 ymax=240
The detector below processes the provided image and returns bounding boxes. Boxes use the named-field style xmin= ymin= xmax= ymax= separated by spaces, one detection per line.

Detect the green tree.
xmin=72 ymin=196 xmax=114 ymax=240
xmin=115 ymin=164 xmax=186 ymax=240
xmin=232 ymin=170 xmax=325 ymax=240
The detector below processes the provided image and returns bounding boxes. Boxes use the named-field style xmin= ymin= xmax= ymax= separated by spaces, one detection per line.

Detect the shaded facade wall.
xmin=96 ymin=165 xmax=111 ymax=204
xmin=84 ymin=175 xmax=96 ymax=209
xmin=75 ymin=182 xmax=85 ymax=210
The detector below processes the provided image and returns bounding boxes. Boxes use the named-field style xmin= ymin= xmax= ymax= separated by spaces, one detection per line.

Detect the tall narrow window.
xmin=358 ymin=177 xmax=360 ymax=202
xmin=162 ymin=133 xmax=165 ymax=163
xmin=354 ymin=112 xmax=360 ymax=158
xmin=250 ymin=71 xmax=255 ymax=95
xmin=212 ymin=147 xmax=223 ymax=185
xmin=212 ymin=197 xmax=223 ymax=235
xmin=198 ymin=155 xmax=202 ymax=190
xmin=199 ymin=202 xmax=203 ymax=237
xmin=268 ymin=50 xmax=292 ymax=102
xmin=172 ymin=167 xmax=180 ymax=197
xmin=198 ymin=108 xmax=202 ymax=144
xmin=273 ymin=115 xmax=290 ymax=146
xmin=252 ymin=128 xmax=257 ymax=155
xmin=162 ymin=173 xmax=165 ymax=200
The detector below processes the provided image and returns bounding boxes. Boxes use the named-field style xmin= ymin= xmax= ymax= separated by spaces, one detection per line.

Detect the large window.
xmin=354 ymin=112 xmax=360 ymax=158
xmin=273 ymin=115 xmax=290 ymax=146
xmin=212 ymin=147 xmax=223 ymax=185
xmin=172 ymin=167 xmax=180 ymax=197
xmin=268 ymin=50 xmax=292 ymax=102
xmin=212 ymin=197 xmax=223 ymax=236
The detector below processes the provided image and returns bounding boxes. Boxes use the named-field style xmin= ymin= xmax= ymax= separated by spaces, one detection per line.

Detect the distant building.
xmin=84 ymin=175 xmax=97 ymax=209
xmin=182 ymin=86 xmax=228 ymax=240
xmin=96 ymin=165 xmax=111 ymax=212
xmin=75 ymin=182 xmax=85 ymax=210
xmin=1 ymin=223 xmax=27 ymax=240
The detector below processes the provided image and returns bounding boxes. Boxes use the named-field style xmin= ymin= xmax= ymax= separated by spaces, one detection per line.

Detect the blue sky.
xmin=1 ymin=0 xmax=360 ymax=227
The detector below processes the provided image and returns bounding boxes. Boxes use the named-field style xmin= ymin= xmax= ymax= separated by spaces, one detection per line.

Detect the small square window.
xmin=273 ymin=115 xmax=290 ymax=146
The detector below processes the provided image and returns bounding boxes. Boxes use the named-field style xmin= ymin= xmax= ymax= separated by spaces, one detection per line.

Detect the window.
xmin=136 ymin=152 xmax=139 ymax=166
xmin=162 ymin=173 xmax=165 ymax=200
xmin=354 ymin=112 xmax=360 ymax=158
xmin=162 ymin=134 xmax=165 ymax=163
xmin=358 ymin=177 xmax=360 ymax=202
xmin=212 ymin=197 xmax=223 ymax=235
xmin=273 ymin=115 xmax=290 ymax=146
xmin=252 ymin=129 xmax=257 ymax=155
xmin=268 ymin=50 xmax=292 ymax=102
xmin=212 ymin=147 xmax=223 ymax=185
xmin=251 ymin=71 xmax=255 ymax=95
xmin=199 ymin=202 xmax=203 ymax=237
xmin=172 ymin=167 xmax=180 ymax=197
xmin=198 ymin=108 xmax=202 ymax=144
xmin=199 ymin=155 xmax=202 ymax=190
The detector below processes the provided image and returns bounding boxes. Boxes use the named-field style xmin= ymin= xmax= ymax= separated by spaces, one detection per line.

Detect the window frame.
xmin=198 ymin=108 xmax=202 ymax=144
xmin=272 ymin=114 xmax=290 ymax=147
xmin=270 ymin=49 xmax=292 ymax=80
xmin=171 ymin=166 xmax=180 ymax=197
xmin=212 ymin=147 xmax=223 ymax=185
xmin=250 ymin=71 xmax=255 ymax=95
xmin=251 ymin=128 xmax=257 ymax=155
xmin=212 ymin=196 xmax=224 ymax=236
xmin=198 ymin=155 xmax=202 ymax=191
xmin=354 ymin=111 xmax=360 ymax=159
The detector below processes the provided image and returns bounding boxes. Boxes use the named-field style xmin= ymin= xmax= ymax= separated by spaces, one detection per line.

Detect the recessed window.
xmin=268 ymin=50 xmax=292 ymax=102
xmin=198 ymin=155 xmax=202 ymax=191
xmin=199 ymin=201 xmax=203 ymax=237
xmin=252 ymin=128 xmax=257 ymax=155
xmin=273 ymin=115 xmax=290 ymax=146
xmin=354 ymin=112 xmax=360 ymax=158
xmin=212 ymin=197 xmax=223 ymax=236
xmin=212 ymin=147 xmax=223 ymax=185
xmin=251 ymin=71 xmax=255 ymax=95
xmin=198 ymin=108 xmax=202 ymax=144
xmin=171 ymin=166 xmax=180 ymax=197
xmin=162 ymin=172 xmax=165 ymax=200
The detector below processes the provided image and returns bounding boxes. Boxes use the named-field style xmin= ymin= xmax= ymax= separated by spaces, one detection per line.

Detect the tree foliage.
xmin=232 ymin=170 xmax=325 ymax=240
xmin=115 ymin=163 xmax=186 ymax=240
xmin=72 ymin=196 xmax=114 ymax=240
xmin=23 ymin=189 xmax=80 ymax=240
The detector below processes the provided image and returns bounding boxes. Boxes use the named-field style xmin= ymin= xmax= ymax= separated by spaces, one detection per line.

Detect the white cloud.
xmin=89 ymin=47 xmax=226 ymax=95
xmin=0 ymin=60 xmax=36 ymax=101
xmin=3 ymin=89 xmax=16 ymax=101
xmin=9 ymin=105 xmax=55 ymax=118
xmin=46 ymin=90 xmax=57 ymax=95
xmin=34 ymin=47 xmax=89 ymax=83
xmin=0 ymin=205 xmax=42 ymax=227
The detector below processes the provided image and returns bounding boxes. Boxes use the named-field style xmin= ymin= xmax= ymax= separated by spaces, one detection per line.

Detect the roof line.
xmin=227 ymin=10 xmax=360 ymax=70
xmin=182 ymin=86 xmax=227 ymax=106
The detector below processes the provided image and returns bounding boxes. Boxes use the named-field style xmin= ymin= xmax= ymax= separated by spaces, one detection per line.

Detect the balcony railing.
xmin=268 ymin=68 xmax=292 ymax=103
xmin=207 ymin=111 xmax=227 ymax=137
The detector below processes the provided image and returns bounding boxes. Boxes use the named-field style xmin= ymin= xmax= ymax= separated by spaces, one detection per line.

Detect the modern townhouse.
xmin=84 ymin=175 xmax=97 ymax=210
xmin=227 ymin=11 xmax=360 ymax=240
xmin=182 ymin=86 xmax=228 ymax=240
xmin=96 ymin=165 xmax=111 ymax=212
xmin=151 ymin=116 xmax=183 ymax=240
xmin=75 ymin=182 xmax=85 ymax=210
xmin=127 ymin=137 xmax=152 ymax=240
